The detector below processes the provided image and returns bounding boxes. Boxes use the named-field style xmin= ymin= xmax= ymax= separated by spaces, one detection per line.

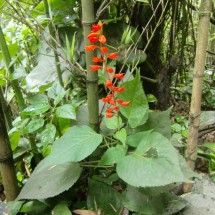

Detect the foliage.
xmin=0 ymin=0 xmax=209 ymax=214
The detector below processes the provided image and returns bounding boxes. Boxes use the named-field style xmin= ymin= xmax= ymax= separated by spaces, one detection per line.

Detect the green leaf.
xmin=19 ymin=201 xmax=48 ymax=213
xmin=115 ymin=128 xmax=127 ymax=147
xmin=103 ymin=116 xmax=122 ymax=130
xmin=56 ymin=104 xmax=76 ymax=119
xmin=121 ymin=186 xmax=164 ymax=214
xmin=99 ymin=145 xmax=127 ymax=166
xmin=9 ymin=129 xmax=20 ymax=151
xmin=27 ymin=94 xmax=49 ymax=105
xmin=22 ymin=104 xmax=50 ymax=116
xmin=23 ymin=118 xmax=45 ymax=134
xmin=117 ymin=131 xmax=191 ymax=187
xmin=126 ymin=130 xmax=152 ymax=148
xmin=87 ymin=179 xmax=123 ymax=215
xmin=47 ymin=82 xmax=68 ymax=106
xmin=36 ymin=125 xmax=102 ymax=171
xmin=52 ymin=204 xmax=72 ymax=215
xmin=202 ymin=143 xmax=215 ymax=152
xmin=17 ymin=162 xmax=82 ymax=200
xmin=117 ymin=71 xmax=149 ymax=128
xmin=41 ymin=124 xmax=56 ymax=144
xmin=138 ymin=107 xmax=172 ymax=139
xmin=7 ymin=201 xmax=25 ymax=215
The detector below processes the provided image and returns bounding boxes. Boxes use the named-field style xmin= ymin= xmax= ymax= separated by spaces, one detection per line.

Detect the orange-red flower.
xmin=106 ymin=80 xmax=113 ymax=88
xmin=87 ymin=33 xmax=99 ymax=43
xmin=90 ymin=65 xmax=102 ymax=71
xmin=106 ymin=67 xmax=114 ymax=73
xmin=106 ymin=112 xmax=114 ymax=118
xmin=106 ymin=108 xmax=114 ymax=113
xmin=119 ymin=101 xmax=130 ymax=106
xmin=91 ymin=23 xmax=105 ymax=32
xmin=107 ymin=52 xmax=117 ymax=59
xmin=93 ymin=56 xmax=103 ymax=63
xmin=109 ymin=100 xmax=116 ymax=105
xmin=112 ymin=87 xmax=125 ymax=92
xmin=114 ymin=73 xmax=124 ymax=79
xmin=100 ymin=47 xmax=109 ymax=53
xmin=102 ymin=97 xmax=111 ymax=103
xmin=85 ymin=45 xmax=98 ymax=52
xmin=116 ymin=99 xmax=123 ymax=104
xmin=113 ymin=106 xmax=120 ymax=112
xmin=99 ymin=34 xmax=106 ymax=44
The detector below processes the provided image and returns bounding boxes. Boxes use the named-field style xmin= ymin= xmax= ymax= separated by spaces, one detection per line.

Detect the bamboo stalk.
xmin=81 ymin=0 xmax=99 ymax=132
xmin=43 ymin=0 xmax=64 ymax=87
xmin=183 ymin=0 xmax=212 ymax=193
xmin=0 ymin=103 xmax=19 ymax=201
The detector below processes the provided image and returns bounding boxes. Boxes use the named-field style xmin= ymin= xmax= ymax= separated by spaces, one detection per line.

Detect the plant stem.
xmin=43 ymin=0 xmax=64 ymax=87
xmin=183 ymin=0 xmax=212 ymax=193
xmin=81 ymin=0 xmax=99 ymax=132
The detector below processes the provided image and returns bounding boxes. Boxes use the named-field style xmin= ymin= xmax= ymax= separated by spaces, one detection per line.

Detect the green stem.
xmin=0 ymin=25 xmax=26 ymax=111
xmin=81 ymin=0 xmax=99 ymax=132
xmin=43 ymin=0 xmax=64 ymax=87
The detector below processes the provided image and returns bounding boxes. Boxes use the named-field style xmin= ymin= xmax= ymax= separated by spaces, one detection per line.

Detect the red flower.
xmin=120 ymin=101 xmax=130 ymax=106
xmin=106 ymin=108 xmax=114 ymax=113
xmin=106 ymin=112 xmax=114 ymax=118
xmin=109 ymin=100 xmax=116 ymax=105
xmin=100 ymin=47 xmax=109 ymax=53
xmin=113 ymin=106 xmax=120 ymax=112
xmin=114 ymin=73 xmax=124 ymax=79
xmin=106 ymin=67 xmax=114 ymax=73
xmin=112 ymin=87 xmax=125 ymax=92
xmin=91 ymin=23 xmax=105 ymax=32
xmin=85 ymin=45 xmax=98 ymax=52
xmin=87 ymin=33 xmax=99 ymax=43
xmin=106 ymin=80 xmax=113 ymax=88
xmin=107 ymin=52 xmax=117 ymax=59
xmin=116 ymin=99 xmax=123 ymax=104
xmin=102 ymin=97 xmax=111 ymax=103
xmin=99 ymin=34 xmax=106 ymax=44
xmin=90 ymin=65 xmax=102 ymax=71
xmin=107 ymin=94 xmax=114 ymax=99
xmin=93 ymin=56 xmax=103 ymax=63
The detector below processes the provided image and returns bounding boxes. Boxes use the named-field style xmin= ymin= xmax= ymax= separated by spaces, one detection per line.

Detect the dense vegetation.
xmin=0 ymin=0 xmax=215 ymax=214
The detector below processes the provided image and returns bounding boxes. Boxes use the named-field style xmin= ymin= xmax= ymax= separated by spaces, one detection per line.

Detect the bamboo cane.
xmin=81 ymin=0 xmax=99 ymax=132
xmin=0 ymin=103 xmax=19 ymax=201
xmin=183 ymin=0 xmax=212 ymax=193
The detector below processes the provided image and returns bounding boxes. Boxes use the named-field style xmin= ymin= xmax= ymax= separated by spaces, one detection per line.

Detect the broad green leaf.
xmin=93 ymin=173 xmax=119 ymax=185
xmin=117 ymin=131 xmax=191 ymax=187
xmin=36 ymin=125 xmax=102 ymax=171
xmin=23 ymin=118 xmax=45 ymax=134
xmin=19 ymin=201 xmax=48 ymax=213
xmin=87 ymin=179 xmax=123 ymax=215
xmin=126 ymin=130 xmax=152 ymax=148
xmin=200 ymin=111 xmax=215 ymax=129
xmin=138 ymin=107 xmax=172 ymax=138
xmin=103 ymin=116 xmax=122 ymax=130
xmin=56 ymin=104 xmax=76 ymax=119
xmin=121 ymin=186 xmax=164 ymax=214
xmin=7 ymin=201 xmax=25 ymax=215
xmin=52 ymin=204 xmax=72 ymax=215
xmin=0 ymin=0 xmax=5 ymax=10
xmin=115 ymin=128 xmax=127 ymax=147
xmin=41 ymin=124 xmax=56 ymax=144
xmin=27 ymin=94 xmax=49 ymax=105
xmin=99 ymin=145 xmax=126 ymax=166
xmin=17 ymin=162 xmax=82 ymax=200
xmin=117 ymin=71 xmax=149 ymax=128
xmin=22 ymin=104 xmax=50 ymax=116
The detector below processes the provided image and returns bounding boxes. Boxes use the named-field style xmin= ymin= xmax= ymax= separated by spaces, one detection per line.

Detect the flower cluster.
xmin=85 ymin=22 xmax=130 ymax=118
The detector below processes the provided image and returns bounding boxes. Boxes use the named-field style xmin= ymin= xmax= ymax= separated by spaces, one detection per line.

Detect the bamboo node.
xmin=86 ymin=79 xmax=99 ymax=84
xmin=82 ymin=20 xmax=96 ymax=26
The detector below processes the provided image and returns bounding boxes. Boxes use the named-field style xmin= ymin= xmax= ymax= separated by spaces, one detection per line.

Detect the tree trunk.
xmin=0 ymin=103 xmax=19 ymax=201
xmin=81 ymin=0 xmax=99 ymax=132
xmin=183 ymin=0 xmax=212 ymax=193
